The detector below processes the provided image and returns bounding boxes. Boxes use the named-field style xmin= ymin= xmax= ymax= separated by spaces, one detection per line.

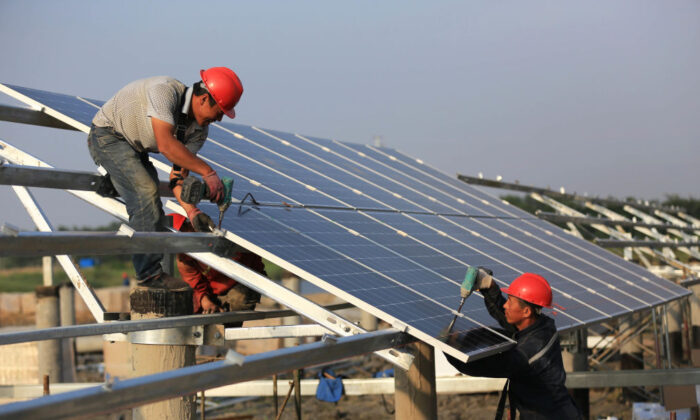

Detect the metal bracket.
xmin=104 ymin=325 xmax=205 ymax=345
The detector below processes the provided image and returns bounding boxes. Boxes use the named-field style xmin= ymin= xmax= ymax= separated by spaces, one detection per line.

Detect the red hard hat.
xmin=501 ymin=273 xmax=553 ymax=308
xmin=200 ymin=67 xmax=243 ymax=119
xmin=169 ymin=213 xmax=187 ymax=231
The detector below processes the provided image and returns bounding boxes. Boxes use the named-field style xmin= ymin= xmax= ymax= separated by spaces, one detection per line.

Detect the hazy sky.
xmin=1 ymin=1 xmax=699 ymax=229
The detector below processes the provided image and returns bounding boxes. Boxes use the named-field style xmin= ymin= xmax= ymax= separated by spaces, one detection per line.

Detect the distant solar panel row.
xmin=0 ymin=83 xmax=690 ymax=362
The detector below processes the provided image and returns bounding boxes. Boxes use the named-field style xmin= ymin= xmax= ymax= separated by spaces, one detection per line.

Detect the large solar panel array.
xmin=0 ymin=83 xmax=690 ymax=362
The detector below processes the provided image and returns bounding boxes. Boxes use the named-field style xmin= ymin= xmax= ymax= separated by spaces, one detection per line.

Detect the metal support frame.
xmin=531 ymin=193 xmax=695 ymax=272
xmin=457 ymin=173 xmax=683 ymax=213
xmin=0 ymin=229 xmax=229 ymax=257
xmin=224 ymin=324 xmax=330 ymax=341
xmin=3 ymin=367 xmax=700 ymax=403
xmin=0 ymin=303 xmax=353 ymax=346
xmin=0 ymin=162 xmax=173 ymax=197
xmin=0 ymin=329 xmax=412 ymax=420
xmin=536 ymin=211 xmax=699 ymax=235
xmin=0 ymin=139 xmax=416 ymax=369
xmin=0 ymin=104 xmax=80 ymax=131
xmin=595 ymin=239 xmax=700 ymax=249
xmin=10 ymin=185 xmax=106 ymax=322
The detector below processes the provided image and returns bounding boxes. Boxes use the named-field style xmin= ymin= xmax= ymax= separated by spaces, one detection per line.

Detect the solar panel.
xmin=0 ymin=83 xmax=690 ymax=363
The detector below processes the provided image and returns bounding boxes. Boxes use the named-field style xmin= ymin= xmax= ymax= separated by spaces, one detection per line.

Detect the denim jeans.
xmin=87 ymin=125 xmax=165 ymax=281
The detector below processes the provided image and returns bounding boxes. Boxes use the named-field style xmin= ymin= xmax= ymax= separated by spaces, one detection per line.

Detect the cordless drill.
xmin=446 ymin=266 xmax=480 ymax=335
xmin=180 ymin=176 xmax=234 ymax=229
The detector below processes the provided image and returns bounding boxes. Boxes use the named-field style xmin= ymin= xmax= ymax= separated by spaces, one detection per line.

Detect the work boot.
xmin=137 ymin=273 xmax=190 ymax=290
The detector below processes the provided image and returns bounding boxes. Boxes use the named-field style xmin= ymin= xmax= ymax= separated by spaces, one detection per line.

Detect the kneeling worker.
xmin=446 ymin=270 xmax=581 ymax=420
xmin=170 ymin=214 xmax=264 ymax=324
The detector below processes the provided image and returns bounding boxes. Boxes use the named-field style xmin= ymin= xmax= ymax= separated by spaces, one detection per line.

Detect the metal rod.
xmin=0 ymin=163 xmax=174 ymax=197
xmin=652 ymin=308 xmax=662 ymax=369
xmin=0 ymin=303 xmax=353 ymax=346
xmin=200 ymin=390 xmax=205 ymax=420
xmin=663 ymin=304 xmax=673 ymax=369
xmin=594 ymin=239 xmax=700 ymax=248
xmin=0 ymin=104 xmax=80 ymax=131
xmin=0 ymin=231 xmax=226 ymax=257
xmin=275 ymin=381 xmax=294 ymax=420
xmin=12 ymin=186 xmax=106 ymax=322
xmin=0 ymin=330 xmax=411 ymax=419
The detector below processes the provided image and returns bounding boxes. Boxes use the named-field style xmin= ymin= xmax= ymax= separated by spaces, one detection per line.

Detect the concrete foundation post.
xmin=360 ymin=311 xmax=378 ymax=331
xmin=42 ymin=256 xmax=53 ymax=286
xmin=689 ymin=284 xmax=700 ymax=349
xmin=59 ymin=282 xmax=77 ymax=382
xmin=36 ymin=285 xmax=62 ymax=384
xmin=394 ymin=341 xmax=437 ymax=420
xmin=562 ymin=329 xmax=589 ymax=419
xmin=129 ymin=285 xmax=195 ymax=420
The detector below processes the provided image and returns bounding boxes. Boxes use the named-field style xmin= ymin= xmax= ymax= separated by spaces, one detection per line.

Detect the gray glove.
xmin=475 ymin=267 xmax=494 ymax=291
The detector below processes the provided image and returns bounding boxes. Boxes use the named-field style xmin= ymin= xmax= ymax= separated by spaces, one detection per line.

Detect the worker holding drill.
xmin=446 ymin=269 xmax=581 ymax=419
xmin=87 ymin=67 xmax=243 ymax=289
xmin=170 ymin=213 xmax=263 ymax=321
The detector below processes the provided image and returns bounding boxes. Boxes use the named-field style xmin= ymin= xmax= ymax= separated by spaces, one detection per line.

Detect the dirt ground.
xmin=208 ymin=388 xmax=630 ymax=419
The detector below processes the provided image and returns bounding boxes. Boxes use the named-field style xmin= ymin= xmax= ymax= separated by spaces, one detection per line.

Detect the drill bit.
xmin=446 ymin=266 xmax=480 ymax=335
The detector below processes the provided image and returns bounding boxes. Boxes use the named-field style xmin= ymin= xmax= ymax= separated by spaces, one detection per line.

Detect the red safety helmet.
xmin=501 ymin=273 xmax=553 ymax=308
xmin=200 ymin=67 xmax=243 ymax=119
xmin=169 ymin=213 xmax=187 ymax=231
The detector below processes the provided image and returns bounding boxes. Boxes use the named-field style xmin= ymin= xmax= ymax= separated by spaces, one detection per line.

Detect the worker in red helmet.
xmin=446 ymin=270 xmax=581 ymax=420
xmin=169 ymin=213 xmax=264 ymax=319
xmin=87 ymin=67 xmax=243 ymax=289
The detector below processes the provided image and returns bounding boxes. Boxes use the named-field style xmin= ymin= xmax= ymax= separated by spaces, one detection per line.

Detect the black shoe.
xmin=138 ymin=274 xmax=190 ymax=290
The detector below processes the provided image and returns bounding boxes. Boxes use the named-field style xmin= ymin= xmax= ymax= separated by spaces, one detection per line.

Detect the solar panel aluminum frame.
xmin=0 ymin=139 xmax=423 ymax=368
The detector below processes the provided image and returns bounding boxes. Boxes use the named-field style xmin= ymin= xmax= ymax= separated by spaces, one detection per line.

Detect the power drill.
xmin=446 ymin=266 xmax=480 ymax=335
xmin=180 ymin=176 xmax=234 ymax=229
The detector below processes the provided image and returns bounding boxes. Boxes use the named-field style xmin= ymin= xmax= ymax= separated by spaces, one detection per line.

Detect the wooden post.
xmin=129 ymin=285 xmax=195 ymax=420
xmin=36 ymin=285 xmax=62 ymax=384
xmin=394 ymin=341 xmax=437 ymax=420
xmin=59 ymin=282 xmax=77 ymax=382
xmin=562 ymin=329 xmax=589 ymax=419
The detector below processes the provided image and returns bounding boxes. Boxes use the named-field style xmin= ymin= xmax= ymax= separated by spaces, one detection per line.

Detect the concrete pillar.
xmin=689 ymin=284 xmax=700 ymax=349
xmin=360 ymin=311 xmax=378 ymax=331
xmin=59 ymin=283 xmax=77 ymax=382
xmin=282 ymin=275 xmax=301 ymax=348
xmin=562 ymin=329 xmax=589 ymax=419
xmin=36 ymin=286 xmax=62 ymax=384
xmin=129 ymin=285 xmax=195 ymax=420
xmin=42 ymin=256 xmax=53 ymax=286
xmin=394 ymin=341 xmax=437 ymax=420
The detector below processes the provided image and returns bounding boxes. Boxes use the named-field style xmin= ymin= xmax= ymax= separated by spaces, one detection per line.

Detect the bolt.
xmin=214 ymin=332 xmax=222 ymax=339
xmin=193 ymin=331 xmax=202 ymax=338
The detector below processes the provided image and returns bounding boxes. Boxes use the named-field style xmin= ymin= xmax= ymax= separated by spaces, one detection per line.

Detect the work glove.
xmin=475 ymin=266 xmax=494 ymax=291
xmin=186 ymin=208 xmax=215 ymax=232
xmin=203 ymin=170 xmax=224 ymax=203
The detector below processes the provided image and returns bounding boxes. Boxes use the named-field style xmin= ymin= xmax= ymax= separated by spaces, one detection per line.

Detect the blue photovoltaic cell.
xmin=1 ymin=83 xmax=691 ymax=361
xmin=6 ymin=84 xmax=101 ymax=127
xmin=224 ymin=124 xmax=461 ymax=215
xmin=201 ymin=202 xmax=510 ymax=355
